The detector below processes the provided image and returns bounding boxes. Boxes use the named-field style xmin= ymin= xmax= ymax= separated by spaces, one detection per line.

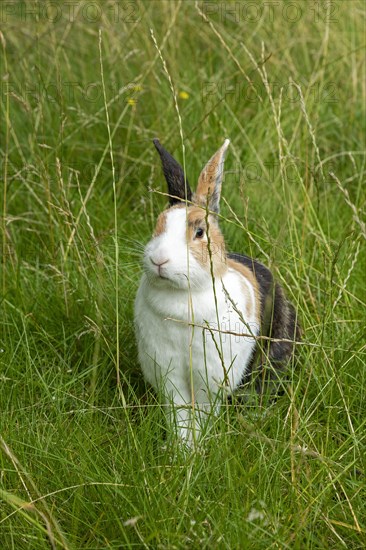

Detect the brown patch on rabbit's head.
xmin=154 ymin=211 xmax=168 ymax=237
xmin=186 ymin=207 xmax=227 ymax=278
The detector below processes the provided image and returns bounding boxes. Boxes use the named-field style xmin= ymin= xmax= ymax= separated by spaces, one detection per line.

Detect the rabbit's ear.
xmin=195 ymin=139 xmax=230 ymax=214
xmin=153 ymin=139 xmax=192 ymax=205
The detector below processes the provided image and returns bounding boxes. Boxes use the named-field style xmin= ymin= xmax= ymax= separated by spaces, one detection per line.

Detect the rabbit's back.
xmin=228 ymin=253 xmax=300 ymax=392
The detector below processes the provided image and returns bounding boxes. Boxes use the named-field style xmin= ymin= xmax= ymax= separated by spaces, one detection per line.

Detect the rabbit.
xmin=134 ymin=138 xmax=300 ymax=446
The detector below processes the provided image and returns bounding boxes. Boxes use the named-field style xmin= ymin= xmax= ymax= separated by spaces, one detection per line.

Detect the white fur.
xmin=135 ymin=208 xmax=259 ymax=445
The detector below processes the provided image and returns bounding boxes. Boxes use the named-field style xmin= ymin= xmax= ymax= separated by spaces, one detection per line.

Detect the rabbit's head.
xmin=143 ymin=139 xmax=230 ymax=290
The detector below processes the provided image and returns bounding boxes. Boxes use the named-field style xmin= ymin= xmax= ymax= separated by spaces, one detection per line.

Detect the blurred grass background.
xmin=0 ymin=0 xmax=365 ymax=548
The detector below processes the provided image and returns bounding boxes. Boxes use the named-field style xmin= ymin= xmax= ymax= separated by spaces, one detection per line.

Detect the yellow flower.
xmin=179 ymin=91 xmax=189 ymax=100
xmin=127 ymin=98 xmax=137 ymax=106
xmin=133 ymin=84 xmax=142 ymax=92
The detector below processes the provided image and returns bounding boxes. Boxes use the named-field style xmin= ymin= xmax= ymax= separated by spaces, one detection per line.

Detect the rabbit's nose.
xmin=150 ymin=258 xmax=169 ymax=267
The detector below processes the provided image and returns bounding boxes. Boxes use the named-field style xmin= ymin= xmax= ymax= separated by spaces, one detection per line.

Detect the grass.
xmin=0 ymin=0 xmax=365 ymax=548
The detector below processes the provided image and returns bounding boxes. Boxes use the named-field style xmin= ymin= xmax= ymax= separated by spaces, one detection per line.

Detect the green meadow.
xmin=0 ymin=0 xmax=365 ymax=547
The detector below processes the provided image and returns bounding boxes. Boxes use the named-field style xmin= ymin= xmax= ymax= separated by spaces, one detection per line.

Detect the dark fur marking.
xmin=153 ymin=139 xmax=192 ymax=205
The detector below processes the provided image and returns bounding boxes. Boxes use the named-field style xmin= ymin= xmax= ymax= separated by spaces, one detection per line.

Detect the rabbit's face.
xmin=145 ymin=138 xmax=231 ymax=289
xmin=143 ymin=205 xmax=227 ymax=290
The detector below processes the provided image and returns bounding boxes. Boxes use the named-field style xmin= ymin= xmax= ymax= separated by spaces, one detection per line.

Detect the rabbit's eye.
xmin=195 ymin=228 xmax=204 ymax=239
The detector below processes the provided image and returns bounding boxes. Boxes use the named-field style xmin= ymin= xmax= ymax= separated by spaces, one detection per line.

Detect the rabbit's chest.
xmin=189 ymin=294 xmax=257 ymax=391
xmin=135 ymin=275 xmax=258 ymax=393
